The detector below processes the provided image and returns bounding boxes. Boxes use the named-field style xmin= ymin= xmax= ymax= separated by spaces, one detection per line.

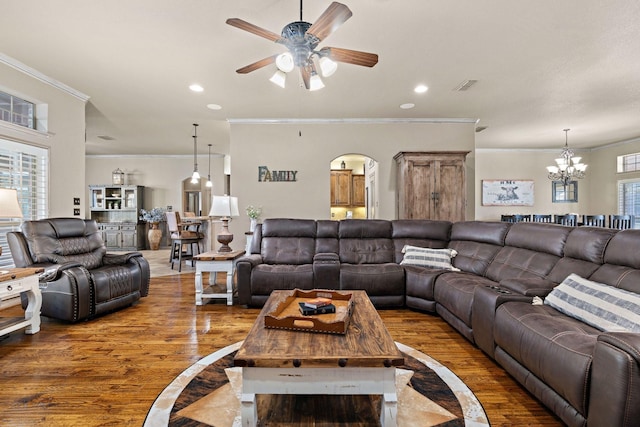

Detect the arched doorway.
xmin=330 ymin=154 xmax=378 ymax=220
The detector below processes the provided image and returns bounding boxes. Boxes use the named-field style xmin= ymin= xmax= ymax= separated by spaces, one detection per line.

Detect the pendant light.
xmin=546 ymin=129 xmax=587 ymax=185
xmin=190 ymin=123 xmax=200 ymax=183
xmin=206 ymin=143 xmax=213 ymax=188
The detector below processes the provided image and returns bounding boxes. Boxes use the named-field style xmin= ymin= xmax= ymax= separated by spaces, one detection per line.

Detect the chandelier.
xmin=546 ymin=129 xmax=587 ymax=185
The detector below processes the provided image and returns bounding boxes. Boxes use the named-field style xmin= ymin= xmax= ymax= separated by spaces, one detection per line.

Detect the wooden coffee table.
xmin=234 ymin=289 xmax=404 ymax=426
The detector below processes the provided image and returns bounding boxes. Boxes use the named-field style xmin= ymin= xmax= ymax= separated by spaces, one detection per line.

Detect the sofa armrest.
xmin=499 ymin=277 xmax=557 ymax=297
xmin=236 ymin=254 xmax=264 ymax=306
xmin=313 ymin=252 xmax=340 ymax=289
xmin=472 ymin=286 xmax=532 ymax=358
xmin=588 ymin=332 xmax=640 ymax=427
xmin=103 ymin=251 xmax=143 ymax=265
xmin=38 ymin=261 xmax=84 ymax=282
xmin=101 ymin=252 xmax=150 ymax=297
xmin=23 ymin=263 xmax=93 ymax=322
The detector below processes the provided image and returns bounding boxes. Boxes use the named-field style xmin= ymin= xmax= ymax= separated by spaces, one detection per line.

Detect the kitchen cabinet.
xmin=394 ymin=151 xmax=468 ymax=222
xmin=88 ymin=185 xmax=145 ymax=250
xmin=330 ymin=170 xmax=352 ymax=206
xmin=351 ymin=174 xmax=365 ymax=207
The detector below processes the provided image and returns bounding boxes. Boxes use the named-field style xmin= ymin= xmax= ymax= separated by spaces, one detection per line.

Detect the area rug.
xmin=144 ymin=341 xmax=489 ymax=427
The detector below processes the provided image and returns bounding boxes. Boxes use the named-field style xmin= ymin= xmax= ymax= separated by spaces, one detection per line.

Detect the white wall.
xmin=0 ymin=59 xmax=87 ymax=218
xmin=85 ymin=155 xmax=226 ymax=215
xmin=229 ymin=121 xmax=476 ymax=247
xmin=475 ymin=149 xmax=592 ymax=220
xmin=587 ymin=138 xmax=640 ymax=214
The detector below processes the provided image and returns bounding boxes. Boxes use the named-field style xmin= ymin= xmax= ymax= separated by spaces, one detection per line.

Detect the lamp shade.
xmin=209 ymin=195 xmax=239 ymax=218
xmin=0 ymin=188 xmax=23 ymax=218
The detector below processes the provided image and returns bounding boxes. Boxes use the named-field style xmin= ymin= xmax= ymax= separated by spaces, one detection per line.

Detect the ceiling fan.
xmin=226 ymin=1 xmax=378 ymax=90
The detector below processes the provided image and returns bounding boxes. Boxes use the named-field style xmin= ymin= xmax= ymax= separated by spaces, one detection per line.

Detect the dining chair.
xmin=165 ymin=211 xmax=203 ymax=272
xmin=582 ymin=215 xmax=606 ymax=227
xmin=500 ymin=215 xmax=514 ymax=223
xmin=555 ymin=214 xmax=577 ymax=226
xmin=609 ymin=214 xmax=634 ymax=230
xmin=532 ymin=214 xmax=553 ymax=223
xmin=511 ymin=214 xmax=531 ymax=223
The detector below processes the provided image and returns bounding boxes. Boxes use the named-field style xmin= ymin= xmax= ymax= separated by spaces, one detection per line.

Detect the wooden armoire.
xmin=394 ymin=151 xmax=469 ymax=221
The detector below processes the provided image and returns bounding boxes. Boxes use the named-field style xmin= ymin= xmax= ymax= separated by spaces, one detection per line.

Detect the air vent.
xmin=453 ymin=79 xmax=478 ymax=91
xmin=97 ymin=135 xmax=115 ymax=141
xmin=475 ymin=126 xmax=488 ymax=133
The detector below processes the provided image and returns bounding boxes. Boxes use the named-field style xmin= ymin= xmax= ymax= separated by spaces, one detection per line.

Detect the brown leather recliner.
xmin=8 ymin=218 xmax=150 ymax=322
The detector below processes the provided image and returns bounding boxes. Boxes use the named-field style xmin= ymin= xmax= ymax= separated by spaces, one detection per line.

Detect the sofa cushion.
xmin=448 ymin=221 xmax=509 ymax=276
xmin=400 ymin=245 xmax=460 ymax=271
xmin=21 ymin=218 xmax=106 ymax=270
xmin=544 ymin=273 xmax=640 ymax=333
xmin=339 ymin=220 xmax=395 ymax=264
xmin=392 ymin=220 xmax=451 ymax=262
xmin=251 ymin=264 xmax=315 ymax=293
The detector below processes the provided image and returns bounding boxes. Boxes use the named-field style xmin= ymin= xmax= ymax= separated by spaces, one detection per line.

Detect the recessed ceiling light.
xmin=414 ymin=84 xmax=428 ymax=94
xmin=400 ymin=103 xmax=415 ymax=109
xmin=189 ymin=84 xmax=204 ymax=92
xmin=207 ymin=104 xmax=222 ymax=110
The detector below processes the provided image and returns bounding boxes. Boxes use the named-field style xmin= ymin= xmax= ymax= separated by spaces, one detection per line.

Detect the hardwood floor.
xmin=0 ymin=271 xmax=564 ymax=426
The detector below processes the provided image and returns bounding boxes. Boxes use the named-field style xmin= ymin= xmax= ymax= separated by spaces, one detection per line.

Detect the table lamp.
xmin=0 ymin=188 xmax=23 ymax=273
xmin=209 ymin=195 xmax=239 ymax=252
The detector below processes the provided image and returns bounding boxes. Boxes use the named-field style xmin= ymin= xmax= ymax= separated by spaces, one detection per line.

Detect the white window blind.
xmin=0 ymin=138 xmax=48 ymax=268
xmin=617 ymin=152 xmax=640 ymax=173
xmin=617 ymin=179 xmax=640 ymax=229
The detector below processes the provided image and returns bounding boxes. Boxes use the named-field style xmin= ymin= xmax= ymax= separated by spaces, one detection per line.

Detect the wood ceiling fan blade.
xmin=320 ymin=47 xmax=379 ymax=67
xmin=306 ymin=2 xmax=352 ymax=42
xmin=300 ymin=65 xmax=311 ymax=89
xmin=236 ymin=55 xmax=277 ymax=74
xmin=226 ymin=18 xmax=282 ymax=43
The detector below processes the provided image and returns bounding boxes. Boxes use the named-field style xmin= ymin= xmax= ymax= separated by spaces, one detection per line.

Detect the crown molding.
xmin=227 ymin=118 xmax=478 ymax=125
xmin=0 ymin=53 xmax=90 ymax=102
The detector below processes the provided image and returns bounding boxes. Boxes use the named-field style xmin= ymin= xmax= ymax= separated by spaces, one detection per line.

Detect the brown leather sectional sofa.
xmin=8 ymin=218 xmax=150 ymax=322
xmin=237 ymin=218 xmax=640 ymax=427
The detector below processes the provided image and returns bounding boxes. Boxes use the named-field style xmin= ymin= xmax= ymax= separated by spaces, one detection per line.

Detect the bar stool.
xmin=166 ymin=211 xmax=203 ymax=272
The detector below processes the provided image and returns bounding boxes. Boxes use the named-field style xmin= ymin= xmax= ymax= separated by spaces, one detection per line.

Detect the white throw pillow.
xmin=400 ymin=245 xmax=460 ymax=271
xmin=544 ymin=273 xmax=640 ymax=333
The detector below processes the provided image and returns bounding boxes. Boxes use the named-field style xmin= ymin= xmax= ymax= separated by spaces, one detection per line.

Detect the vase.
xmin=250 ymin=218 xmax=258 ymax=232
xmin=147 ymin=222 xmax=162 ymax=250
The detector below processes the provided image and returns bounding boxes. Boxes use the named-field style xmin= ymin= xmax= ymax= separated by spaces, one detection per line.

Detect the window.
xmin=0 ymin=138 xmax=48 ymax=268
xmin=0 ymin=91 xmax=35 ymax=129
xmin=618 ymin=179 xmax=640 ymax=228
xmin=617 ymin=152 xmax=640 ymax=173
xmin=552 ymin=181 xmax=578 ymax=203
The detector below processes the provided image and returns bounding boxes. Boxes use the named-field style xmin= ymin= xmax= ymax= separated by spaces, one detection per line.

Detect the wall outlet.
xmin=73 ymin=208 xmax=80 ymax=216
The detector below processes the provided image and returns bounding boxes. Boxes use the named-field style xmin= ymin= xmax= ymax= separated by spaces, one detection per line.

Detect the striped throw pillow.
xmin=400 ymin=245 xmax=460 ymax=271
xmin=544 ymin=273 xmax=640 ymax=333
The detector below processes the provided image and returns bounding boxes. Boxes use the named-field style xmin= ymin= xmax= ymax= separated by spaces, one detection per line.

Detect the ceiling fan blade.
xmin=306 ymin=2 xmax=352 ymax=42
xmin=236 ymin=55 xmax=277 ymax=74
xmin=226 ymin=18 xmax=282 ymax=43
xmin=320 ymin=47 xmax=378 ymax=67
xmin=300 ymin=65 xmax=311 ymax=89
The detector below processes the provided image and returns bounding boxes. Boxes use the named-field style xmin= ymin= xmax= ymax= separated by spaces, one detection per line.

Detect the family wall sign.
xmin=258 ymin=166 xmax=298 ymax=182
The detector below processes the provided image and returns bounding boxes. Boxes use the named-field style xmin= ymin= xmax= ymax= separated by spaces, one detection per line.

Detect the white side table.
xmin=193 ymin=250 xmax=245 ymax=306
xmin=0 ymin=268 xmax=43 ymax=336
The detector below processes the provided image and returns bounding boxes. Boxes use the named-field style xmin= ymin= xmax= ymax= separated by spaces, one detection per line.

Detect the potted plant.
xmin=140 ymin=207 xmax=165 ymax=250
xmin=246 ymin=205 xmax=262 ymax=232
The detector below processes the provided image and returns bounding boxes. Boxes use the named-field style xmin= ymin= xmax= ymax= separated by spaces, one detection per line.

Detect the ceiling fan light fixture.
xmin=309 ymin=72 xmax=325 ymax=91
xmin=319 ymin=56 xmax=337 ymax=77
xmin=269 ymin=70 xmax=287 ymax=88
xmin=275 ymin=52 xmax=295 ymax=72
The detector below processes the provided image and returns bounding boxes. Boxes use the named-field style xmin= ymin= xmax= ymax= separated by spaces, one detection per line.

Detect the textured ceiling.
xmin=1 ymin=0 xmax=639 ymax=155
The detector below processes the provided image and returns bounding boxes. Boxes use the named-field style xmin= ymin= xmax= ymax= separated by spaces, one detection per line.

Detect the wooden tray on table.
xmin=264 ymin=289 xmax=354 ymax=334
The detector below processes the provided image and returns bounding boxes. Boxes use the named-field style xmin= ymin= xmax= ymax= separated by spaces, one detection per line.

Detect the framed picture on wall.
xmin=552 ymin=180 xmax=578 ymax=203
xmin=482 ymin=180 xmax=534 ymax=206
